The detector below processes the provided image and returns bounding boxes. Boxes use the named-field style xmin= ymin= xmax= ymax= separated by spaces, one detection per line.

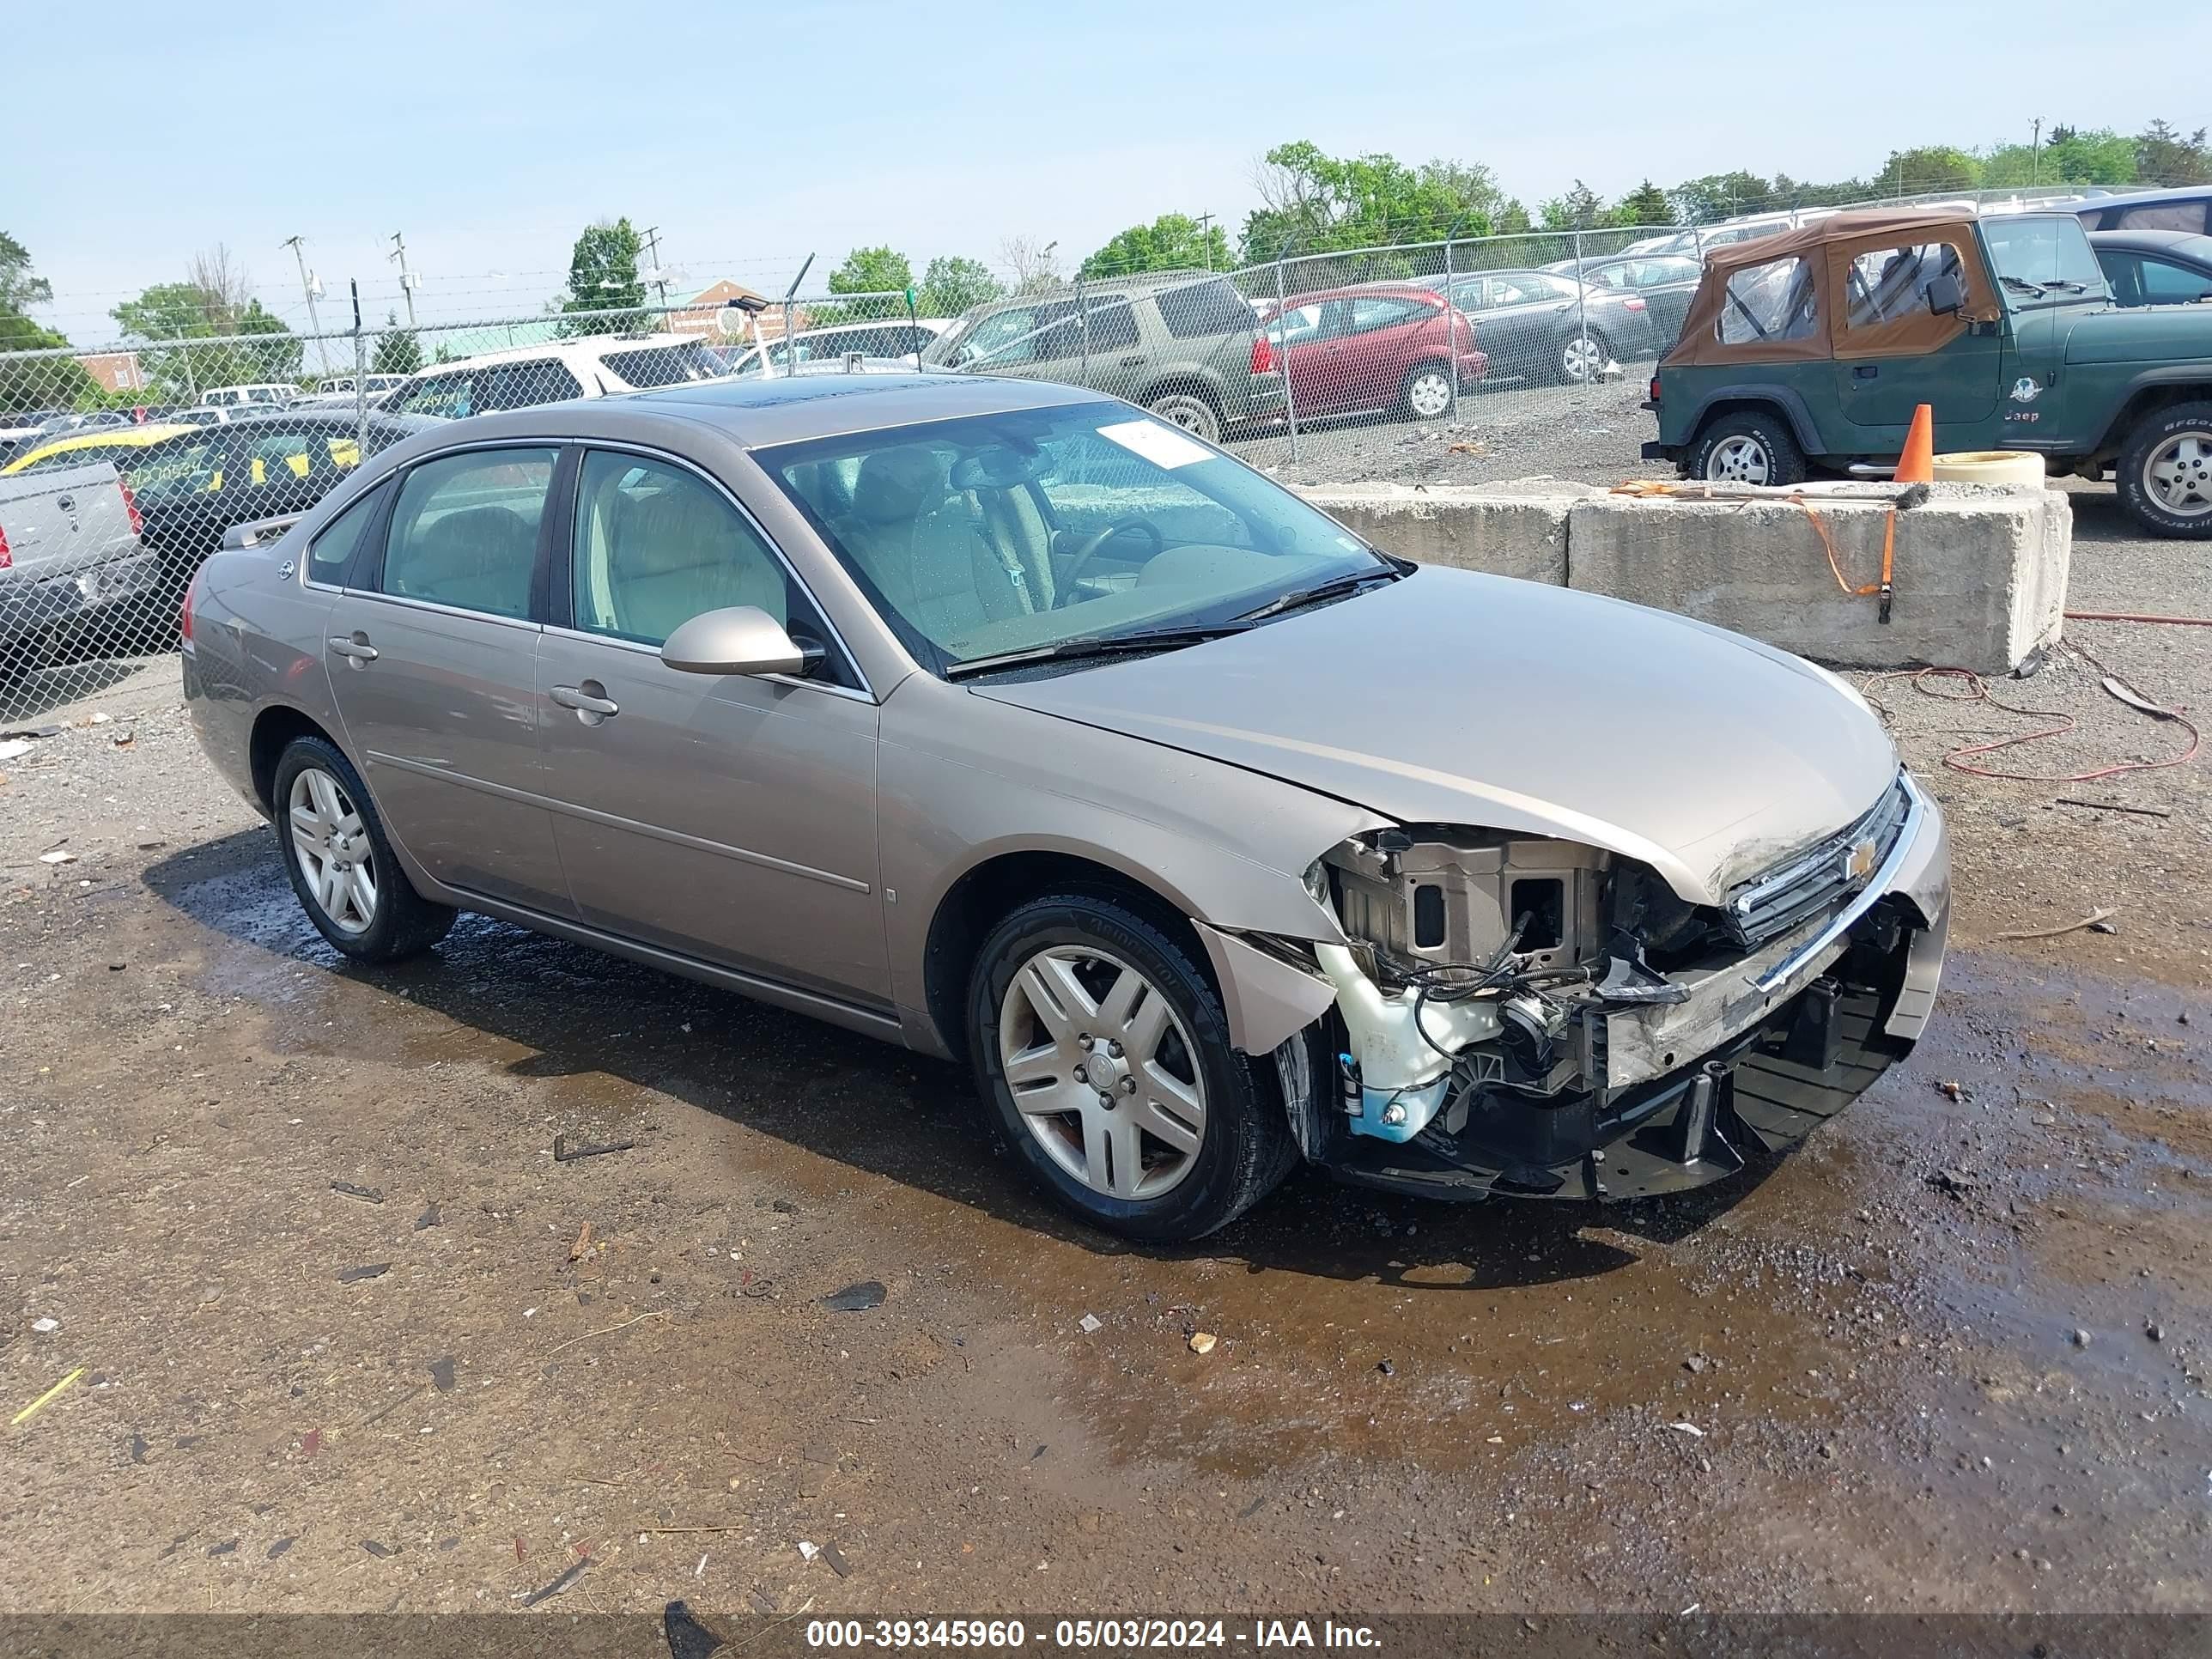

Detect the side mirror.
xmin=660 ymin=606 xmax=817 ymax=678
xmin=1925 ymin=270 xmax=1966 ymax=316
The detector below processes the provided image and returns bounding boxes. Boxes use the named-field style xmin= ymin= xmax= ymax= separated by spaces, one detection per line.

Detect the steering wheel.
xmin=1055 ymin=517 xmax=1164 ymax=605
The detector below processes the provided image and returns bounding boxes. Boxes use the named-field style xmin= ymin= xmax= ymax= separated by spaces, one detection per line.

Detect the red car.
xmin=1255 ymin=283 xmax=1487 ymax=422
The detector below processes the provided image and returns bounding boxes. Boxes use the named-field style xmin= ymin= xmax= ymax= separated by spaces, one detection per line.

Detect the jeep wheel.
xmin=1145 ymin=391 xmax=1222 ymax=446
xmin=1689 ymin=411 xmax=1807 ymax=487
xmin=2118 ymin=403 xmax=2212 ymax=538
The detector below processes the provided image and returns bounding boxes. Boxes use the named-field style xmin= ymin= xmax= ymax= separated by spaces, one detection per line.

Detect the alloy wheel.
xmin=288 ymin=766 xmax=378 ymax=934
xmin=2144 ymin=431 xmax=2212 ymax=519
xmin=1707 ymin=434 xmax=1771 ymax=484
xmin=999 ymin=945 xmax=1207 ymax=1201
xmin=1406 ymin=369 xmax=1453 ymax=419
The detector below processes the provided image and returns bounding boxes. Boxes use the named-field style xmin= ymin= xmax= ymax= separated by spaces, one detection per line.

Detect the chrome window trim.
xmin=340 ymin=588 xmax=544 ymax=634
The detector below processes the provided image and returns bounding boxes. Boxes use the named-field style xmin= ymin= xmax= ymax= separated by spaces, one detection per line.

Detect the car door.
xmin=533 ymin=447 xmax=889 ymax=1006
xmin=319 ymin=444 xmax=573 ymax=915
xmin=1470 ymin=276 xmax=1571 ymax=382
xmin=1833 ymin=237 xmax=2002 ymax=435
xmin=1272 ymin=300 xmax=1344 ymax=415
xmin=1337 ymin=295 xmax=1434 ymax=411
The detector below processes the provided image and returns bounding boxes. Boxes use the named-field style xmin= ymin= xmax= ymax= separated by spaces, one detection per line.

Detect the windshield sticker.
xmin=1097 ymin=419 xmax=1212 ymax=470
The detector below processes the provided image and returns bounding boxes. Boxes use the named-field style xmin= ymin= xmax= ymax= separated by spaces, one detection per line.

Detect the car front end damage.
xmin=1199 ymin=773 xmax=1948 ymax=1202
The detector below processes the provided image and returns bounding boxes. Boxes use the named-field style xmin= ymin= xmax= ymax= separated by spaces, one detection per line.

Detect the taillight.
xmin=1621 ymin=295 xmax=1647 ymax=312
xmin=1648 ymin=376 xmax=1663 ymax=404
xmin=119 ymin=478 xmax=144 ymax=537
xmin=0 ymin=524 xmax=11 ymax=570
xmin=179 ymin=575 xmax=195 ymax=643
xmin=1250 ymin=334 xmax=1275 ymax=375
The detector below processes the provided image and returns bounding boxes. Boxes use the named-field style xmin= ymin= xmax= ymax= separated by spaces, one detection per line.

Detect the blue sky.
xmin=10 ymin=0 xmax=2203 ymax=342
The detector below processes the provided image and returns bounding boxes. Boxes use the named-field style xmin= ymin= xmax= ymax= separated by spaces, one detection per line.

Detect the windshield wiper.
xmin=944 ymin=624 xmax=1250 ymax=680
xmin=1232 ymin=565 xmax=1404 ymax=623
xmin=1997 ymin=274 xmax=2045 ymax=295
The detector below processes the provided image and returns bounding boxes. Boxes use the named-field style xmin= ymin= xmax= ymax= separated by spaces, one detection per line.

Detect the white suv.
xmin=382 ymin=334 xmax=729 ymax=419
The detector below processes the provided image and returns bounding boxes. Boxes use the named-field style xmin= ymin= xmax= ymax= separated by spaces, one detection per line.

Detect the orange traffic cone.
xmin=1895 ymin=403 xmax=1935 ymax=483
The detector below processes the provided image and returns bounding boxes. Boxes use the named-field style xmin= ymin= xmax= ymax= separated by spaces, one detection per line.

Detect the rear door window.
xmin=1155 ymin=277 xmax=1256 ymax=339
xmin=378 ymin=447 xmax=557 ymax=618
xmin=307 ymin=483 xmax=388 ymax=586
xmin=1347 ymin=295 xmax=1430 ymax=333
xmin=2118 ymin=202 xmax=2209 ymax=234
xmin=1717 ymin=256 xmax=1816 ymax=344
xmin=478 ymin=359 xmax=583 ymax=411
xmin=397 ymin=372 xmax=477 ymax=419
xmin=1078 ymin=294 xmax=1139 ymax=351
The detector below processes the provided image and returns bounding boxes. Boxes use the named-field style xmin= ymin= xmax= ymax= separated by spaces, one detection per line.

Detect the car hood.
xmin=2060 ymin=301 xmax=2212 ymax=364
xmin=968 ymin=568 xmax=1898 ymax=905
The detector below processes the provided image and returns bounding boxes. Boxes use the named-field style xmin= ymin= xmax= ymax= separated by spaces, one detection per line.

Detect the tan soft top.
xmin=1666 ymin=208 xmax=2002 ymax=367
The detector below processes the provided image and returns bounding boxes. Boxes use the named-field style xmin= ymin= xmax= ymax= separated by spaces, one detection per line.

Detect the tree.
xmin=1080 ymin=213 xmax=1230 ymax=279
xmin=917 ymin=256 xmax=1002 ymax=317
xmin=1669 ymin=172 xmax=1773 ymax=224
xmin=1610 ymin=179 xmax=1674 ymax=227
xmin=1538 ymin=181 xmax=1607 ymax=233
xmin=0 ymin=232 xmax=97 ymax=411
xmin=2136 ymin=119 xmax=2212 ymax=185
xmin=1239 ymin=141 xmax=1519 ymax=264
xmin=1877 ymin=146 xmax=1980 ymax=197
xmin=998 ymin=236 xmax=1064 ymax=295
xmin=1981 ymin=127 xmax=2137 ymax=188
xmin=371 ymin=311 xmax=422 ymax=377
xmin=827 ymin=246 xmax=914 ymax=296
xmin=559 ymin=218 xmax=647 ymax=331
xmin=109 ymin=246 xmax=301 ymax=398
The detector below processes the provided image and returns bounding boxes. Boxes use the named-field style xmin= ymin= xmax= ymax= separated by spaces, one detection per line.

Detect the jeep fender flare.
xmin=1679 ymin=385 xmax=1826 ymax=457
xmin=2088 ymin=366 xmax=2212 ymax=459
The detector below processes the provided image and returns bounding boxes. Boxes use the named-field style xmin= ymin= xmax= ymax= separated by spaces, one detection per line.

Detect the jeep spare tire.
xmin=1689 ymin=411 xmax=1806 ymax=488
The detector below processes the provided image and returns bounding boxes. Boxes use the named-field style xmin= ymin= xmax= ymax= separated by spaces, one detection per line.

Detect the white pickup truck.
xmin=1 ymin=459 xmax=161 ymax=693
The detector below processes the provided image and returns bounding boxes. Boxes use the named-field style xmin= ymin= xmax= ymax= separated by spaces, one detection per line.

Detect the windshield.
xmin=1982 ymin=215 xmax=2108 ymax=304
xmin=763 ymin=400 xmax=1393 ymax=674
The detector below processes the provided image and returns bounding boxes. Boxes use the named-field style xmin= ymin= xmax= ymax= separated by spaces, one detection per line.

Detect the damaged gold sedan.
xmin=181 ymin=374 xmax=1947 ymax=1242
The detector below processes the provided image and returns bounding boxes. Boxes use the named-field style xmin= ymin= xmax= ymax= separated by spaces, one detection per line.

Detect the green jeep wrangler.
xmin=1642 ymin=207 xmax=2212 ymax=538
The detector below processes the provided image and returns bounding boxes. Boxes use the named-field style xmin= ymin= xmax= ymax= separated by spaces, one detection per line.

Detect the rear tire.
xmin=1399 ymin=361 xmax=1455 ymax=422
xmin=271 ymin=734 xmax=456 ymax=963
xmin=967 ymin=891 xmax=1297 ymax=1242
xmin=1688 ymin=410 xmax=1808 ymax=487
xmin=2117 ymin=402 xmax=2212 ymax=538
xmin=1556 ymin=330 xmax=1613 ymax=386
xmin=1145 ymin=391 xmax=1222 ymax=445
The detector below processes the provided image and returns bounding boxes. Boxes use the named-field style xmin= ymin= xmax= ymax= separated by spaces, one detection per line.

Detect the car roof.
xmin=406 ymin=332 xmax=704 ymax=374
xmin=2087 ymin=227 xmax=2212 ymax=259
xmin=1281 ymin=281 xmax=1443 ymax=305
xmin=2083 ymin=185 xmax=2212 ymax=211
xmin=561 ymin=373 xmax=1105 ymax=448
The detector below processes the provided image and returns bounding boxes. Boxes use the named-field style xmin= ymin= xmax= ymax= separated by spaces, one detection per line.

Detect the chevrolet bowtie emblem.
xmin=1844 ymin=838 xmax=1878 ymax=882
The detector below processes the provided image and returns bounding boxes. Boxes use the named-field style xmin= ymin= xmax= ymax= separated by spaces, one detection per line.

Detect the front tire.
xmin=2117 ymin=402 xmax=2212 ymax=538
xmin=1399 ymin=361 xmax=1454 ymax=422
xmin=1146 ymin=391 xmax=1222 ymax=445
xmin=272 ymin=734 xmax=456 ymax=962
xmin=1688 ymin=410 xmax=1807 ymax=487
xmin=968 ymin=892 xmax=1297 ymax=1242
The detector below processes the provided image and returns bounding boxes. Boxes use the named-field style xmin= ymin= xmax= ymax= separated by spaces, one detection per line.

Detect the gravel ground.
xmin=2 ymin=400 xmax=2209 ymax=1629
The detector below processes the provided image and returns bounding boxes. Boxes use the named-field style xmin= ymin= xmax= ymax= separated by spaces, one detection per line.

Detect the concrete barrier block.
xmin=1298 ymin=483 xmax=1586 ymax=586
xmin=1563 ymin=486 xmax=2067 ymax=674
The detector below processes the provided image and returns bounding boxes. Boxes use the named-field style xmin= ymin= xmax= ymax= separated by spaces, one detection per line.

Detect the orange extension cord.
xmin=1862 ymin=665 xmax=2201 ymax=783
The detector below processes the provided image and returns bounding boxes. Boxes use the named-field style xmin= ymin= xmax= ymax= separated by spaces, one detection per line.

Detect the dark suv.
xmin=922 ymin=270 xmax=1283 ymax=443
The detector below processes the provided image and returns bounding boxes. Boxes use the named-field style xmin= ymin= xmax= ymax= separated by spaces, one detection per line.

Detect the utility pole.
xmin=2031 ymin=117 xmax=2044 ymax=189
xmin=281 ymin=235 xmax=328 ymax=376
xmin=642 ymin=225 xmax=670 ymax=316
xmin=1196 ymin=212 xmax=1215 ymax=270
xmin=388 ymin=232 xmax=417 ymax=327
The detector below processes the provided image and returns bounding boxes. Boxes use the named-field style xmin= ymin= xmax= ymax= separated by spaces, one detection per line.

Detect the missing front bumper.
xmin=1322 ymin=965 xmax=1904 ymax=1204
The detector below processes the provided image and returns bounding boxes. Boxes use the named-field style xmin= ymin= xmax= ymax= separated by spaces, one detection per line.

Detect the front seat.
xmin=604 ymin=480 xmax=785 ymax=644
xmin=841 ymin=447 xmax=1031 ymax=645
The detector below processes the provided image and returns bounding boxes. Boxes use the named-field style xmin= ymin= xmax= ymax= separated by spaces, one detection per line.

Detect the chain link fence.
xmin=0 ymin=185 xmax=2169 ymax=717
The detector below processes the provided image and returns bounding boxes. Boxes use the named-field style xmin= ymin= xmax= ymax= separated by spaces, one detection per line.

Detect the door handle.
xmin=326 ymin=635 xmax=379 ymax=661
xmin=1853 ymin=364 xmax=1879 ymax=379
xmin=550 ymin=682 xmax=619 ymax=720
xmin=53 ymin=495 xmax=75 ymax=513
xmin=1117 ymin=354 xmax=1145 ymax=368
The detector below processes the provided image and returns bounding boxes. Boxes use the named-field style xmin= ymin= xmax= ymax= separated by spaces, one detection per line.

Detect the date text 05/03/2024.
xmin=803 ymin=1618 xmax=1382 ymax=1649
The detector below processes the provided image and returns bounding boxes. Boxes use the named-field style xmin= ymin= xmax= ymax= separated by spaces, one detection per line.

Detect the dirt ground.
xmin=3 ymin=473 xmax=2209 ymax=1630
